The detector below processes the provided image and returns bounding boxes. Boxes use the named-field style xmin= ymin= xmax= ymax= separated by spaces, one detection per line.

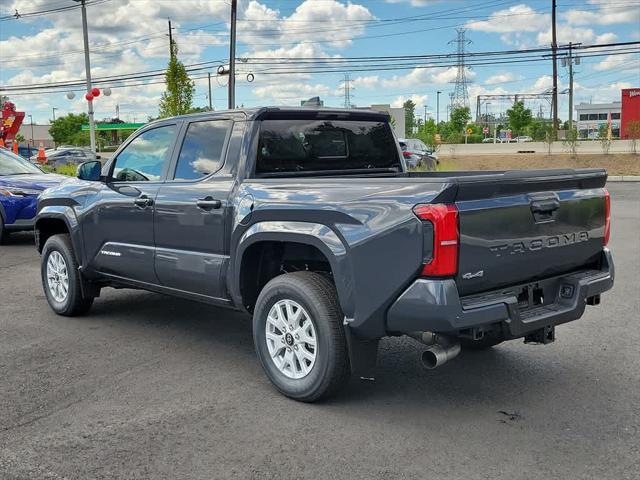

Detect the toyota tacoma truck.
xmin=35 ymin=108 xmax=614 ymax=402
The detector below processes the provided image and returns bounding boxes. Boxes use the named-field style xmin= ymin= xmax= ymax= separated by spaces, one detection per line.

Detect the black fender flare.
xmin=230 ymin=220 xmax=355 ymax=319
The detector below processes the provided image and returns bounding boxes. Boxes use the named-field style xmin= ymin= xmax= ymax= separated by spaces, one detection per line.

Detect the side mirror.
xmin=77 ymin=160 xmax=102 ymax=181
xmin=95 ymin=154 xmax=102 ymax=160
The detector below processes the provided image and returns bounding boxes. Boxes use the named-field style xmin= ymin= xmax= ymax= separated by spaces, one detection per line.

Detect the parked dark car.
xmin=0 ymin=148 xmax=67 ymax=243
xmin=30 ymin=147 xmax=98 ymax=167
xmin=398 ymin=138 xmax=438 ymax=170
xmin=35 ymin=108 xmax=614 ymax=401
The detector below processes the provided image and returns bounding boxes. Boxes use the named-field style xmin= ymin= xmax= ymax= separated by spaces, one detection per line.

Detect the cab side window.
xmin=111 ymin=125 xmax=176 ymax=182
xmin=173 ymin=120 xmax=231 ymax=181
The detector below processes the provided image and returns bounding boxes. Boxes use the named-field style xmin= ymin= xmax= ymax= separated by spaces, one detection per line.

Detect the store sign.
xmin=629 ymin=90 xmax=640 ymax=97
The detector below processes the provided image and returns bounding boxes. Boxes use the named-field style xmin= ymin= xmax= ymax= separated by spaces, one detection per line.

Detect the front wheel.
xmin=0 ymin=215 xmax=9 ymax=244
xmin=41 ymin=234 xmax=94 ymax=316
xmin=253 ymin=272 xmax=350 ymax=402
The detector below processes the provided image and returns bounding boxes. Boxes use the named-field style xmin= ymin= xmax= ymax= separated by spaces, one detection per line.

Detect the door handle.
xmin=530 ymin=199 xmax=559 ymax=214
xmin=196 ymin=196 xmax=222 ymax=211
xmin=134 ymin=195 xmax=154 ymax=208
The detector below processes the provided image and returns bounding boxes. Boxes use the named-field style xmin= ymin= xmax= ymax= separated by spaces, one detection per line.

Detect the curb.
xmin=607 ymin=176 xmax=640 ymax=182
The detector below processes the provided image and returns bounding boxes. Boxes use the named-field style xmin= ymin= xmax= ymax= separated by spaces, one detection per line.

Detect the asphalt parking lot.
xmin=0 ymin=183 xmax=638 ymax=480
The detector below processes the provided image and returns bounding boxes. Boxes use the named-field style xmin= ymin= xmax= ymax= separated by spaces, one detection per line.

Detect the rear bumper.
xmin=386 ymin=248 xmax=614 ymax=339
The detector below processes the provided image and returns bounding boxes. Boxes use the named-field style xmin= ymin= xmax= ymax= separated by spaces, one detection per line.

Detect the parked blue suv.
xmin=0 ymin=148 xmax=67 ymax=243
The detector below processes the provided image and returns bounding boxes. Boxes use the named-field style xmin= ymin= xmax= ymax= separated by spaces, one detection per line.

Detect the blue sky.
xmin=1 ymin=0 xmax=638 ymax=124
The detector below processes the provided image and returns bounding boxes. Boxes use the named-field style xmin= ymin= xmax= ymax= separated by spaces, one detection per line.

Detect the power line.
xmin=1 ymin=42 xmax=638 ymax=94
xmin=0 ymin=0 xmax=114 ymax=22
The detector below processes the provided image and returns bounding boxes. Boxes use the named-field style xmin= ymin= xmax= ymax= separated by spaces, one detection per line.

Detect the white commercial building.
xmin=370 ymin=104 xmax=405 ymax=138
xmin=575 ymin=101 xmax=621 ymax=139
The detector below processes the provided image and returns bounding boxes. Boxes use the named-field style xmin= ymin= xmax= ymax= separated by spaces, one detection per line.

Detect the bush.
xmin=42 ymin=164 xmax=77 ymax=177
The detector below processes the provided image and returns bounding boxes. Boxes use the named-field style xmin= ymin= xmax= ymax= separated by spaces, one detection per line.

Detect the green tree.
xmin=563 ymin=128 xmax=579 ymax=157
xmin=506 ymin=101 xmax=533 ymax=136
xmin=158 ymin=41 xmax=195 ymax=118
xmin=403 ymin=99 xmax=416 ymax=137
xmin=48 ymin=113 xmax=89 ymax=145
xmin=525 ymin=119 xmax=549 ymax=141
xmin=598 ymin=124 xmax=612 ymax=155
xmin=449 ymin=106 xmax=471 ymax=135
xmin=415 ymin=118 xmax=441 ymax=152
xmin=626 ymin=120 xmax=640 ymax=154
xmin=14 ymin=133 xmax=25 ymax=143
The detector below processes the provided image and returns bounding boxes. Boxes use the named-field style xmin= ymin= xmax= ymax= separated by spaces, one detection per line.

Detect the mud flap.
xmin=344 ymin=325 xmax=379 ymax=381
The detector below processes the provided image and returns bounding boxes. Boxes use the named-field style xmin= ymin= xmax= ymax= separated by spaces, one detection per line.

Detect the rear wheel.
xmin=253 ymin=272 xmax=350 ymax=402
xmin=41 ymin=234 xmax=94 ymax=316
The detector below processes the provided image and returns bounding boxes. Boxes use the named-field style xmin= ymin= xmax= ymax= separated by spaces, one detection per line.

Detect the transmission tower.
xmin=449 ymin=28 xmax=472 ymax=109
xmin=339 ymin=73 xmax=355 ymax=108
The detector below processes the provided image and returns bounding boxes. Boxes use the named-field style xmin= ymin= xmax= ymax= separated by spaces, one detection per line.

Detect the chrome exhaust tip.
xmin=421 ymin=342 xmax=461 ymax=370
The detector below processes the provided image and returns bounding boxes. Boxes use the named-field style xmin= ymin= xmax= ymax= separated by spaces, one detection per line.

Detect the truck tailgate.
xmin=449 ymin=169 xmax=608 ymax=296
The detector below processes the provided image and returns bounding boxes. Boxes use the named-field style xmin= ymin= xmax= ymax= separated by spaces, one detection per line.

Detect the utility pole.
xmin=551 ymin=0 xmax=559 ymax=139
xmin=28 ymin=114 xmax=34 ymax=150
xmin=423 ymin=105 xmax=427 ymax=128
xmin=565 ymin=42 xmax=580 ymax=131
xmin=436 ymin=90 xmax=441 ymax=132
xmin=52 ymin=107 xmax=57 ymax=122
xmin=74 ymin=0 xmax=96 ymax=153
xmin=208 ymin=72 xmax=213 ymax=110
xmin=167 ymin=19 xmax=175 ymax=59
xmin=228 ymin=0 xmax=237 ymax=109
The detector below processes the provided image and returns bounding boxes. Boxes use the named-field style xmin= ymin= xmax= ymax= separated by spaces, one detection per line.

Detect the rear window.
xmin=256 ymin=119 xmax=400 ymax=175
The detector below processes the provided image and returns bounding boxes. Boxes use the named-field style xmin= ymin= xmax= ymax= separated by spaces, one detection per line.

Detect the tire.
xmin=253 ymin=272 xmax=350 ymax=402
xmin=0 ymin=215 xmax=8 ymax=245
xmin=460 ymin=333 xmax=504 ymax=350
xmin=41 ymin=234 xmax=94 ymax=316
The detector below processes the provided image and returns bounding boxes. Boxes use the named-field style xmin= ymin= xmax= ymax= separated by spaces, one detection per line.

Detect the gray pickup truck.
xmin=35 ymin=108 xmax=614 ymax=401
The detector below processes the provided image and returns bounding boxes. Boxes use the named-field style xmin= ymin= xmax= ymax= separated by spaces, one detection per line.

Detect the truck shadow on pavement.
xmin=1 ymin=232 xmax=36 ymax=246
xmin=84 ymin=289 xmax=584 ymax=411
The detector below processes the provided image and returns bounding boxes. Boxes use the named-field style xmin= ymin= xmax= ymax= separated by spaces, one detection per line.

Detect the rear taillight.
xmin=604 ymin=188 xmax=611 ymax=246
xmin=403 ymin=151 xmax=413 ymax=158
xmin=413 ymin=203 xmax=459 ymax=276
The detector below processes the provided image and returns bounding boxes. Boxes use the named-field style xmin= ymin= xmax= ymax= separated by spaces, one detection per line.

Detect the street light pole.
xmin=551 ymin=0 xmax=559 ymax=140
xmin=208 ymin=72 xmax=213 ymax=110
xmin=228 ymin=0 xmax=237 ymax=109
xmin=436 ymin=91 xmax=441 ymax=132
xmin=52 ymin=107 xmax=57 ymax=122
xmin=28 ymin=114 xmax=34 ymax=156
xmin=74 ymin=0 xmax=96 ymax=153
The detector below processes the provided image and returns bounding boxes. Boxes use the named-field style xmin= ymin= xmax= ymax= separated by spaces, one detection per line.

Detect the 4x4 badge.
xmin=462 ymin=270 xmax=484 ymax=279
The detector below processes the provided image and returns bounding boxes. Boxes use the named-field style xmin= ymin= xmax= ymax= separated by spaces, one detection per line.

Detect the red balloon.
xmin=85 ymin=93 xmax=94 ymax=101
xmin=91 ymin=87 xmax=100 ymax=97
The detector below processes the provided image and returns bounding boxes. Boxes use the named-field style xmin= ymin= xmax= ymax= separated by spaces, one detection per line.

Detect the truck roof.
xmin=162 ymin=107 xmax=391 ymax=124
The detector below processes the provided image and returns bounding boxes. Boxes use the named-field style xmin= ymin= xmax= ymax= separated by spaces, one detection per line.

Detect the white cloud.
xmin=252 ymin=82 xmax=333 ymax=102
xmin=536 ymin=25 xmax=617 ymax=45
xmin=352 ymin=66 xmax=475 ymax=91
xmin=484 ymin=73 xmax=521 ymax=85
xmin=563 ymin=1 xmax=640 ymax=26
xmin=391 ymin=94 xmax=428 ymax=109
xmin=466 ymin=4 xmax=549 ymax=34
xmin=593 ymin=55 xmax=635 ymax=71
xmin=385 ymin=0 xmax=441 ymax=5
xmin=240 ymin=0 xmax=374 ymax=49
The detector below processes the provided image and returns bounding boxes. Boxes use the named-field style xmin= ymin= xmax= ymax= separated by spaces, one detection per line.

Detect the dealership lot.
xmin=0 ymin=183 xmax=638 ymax=480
